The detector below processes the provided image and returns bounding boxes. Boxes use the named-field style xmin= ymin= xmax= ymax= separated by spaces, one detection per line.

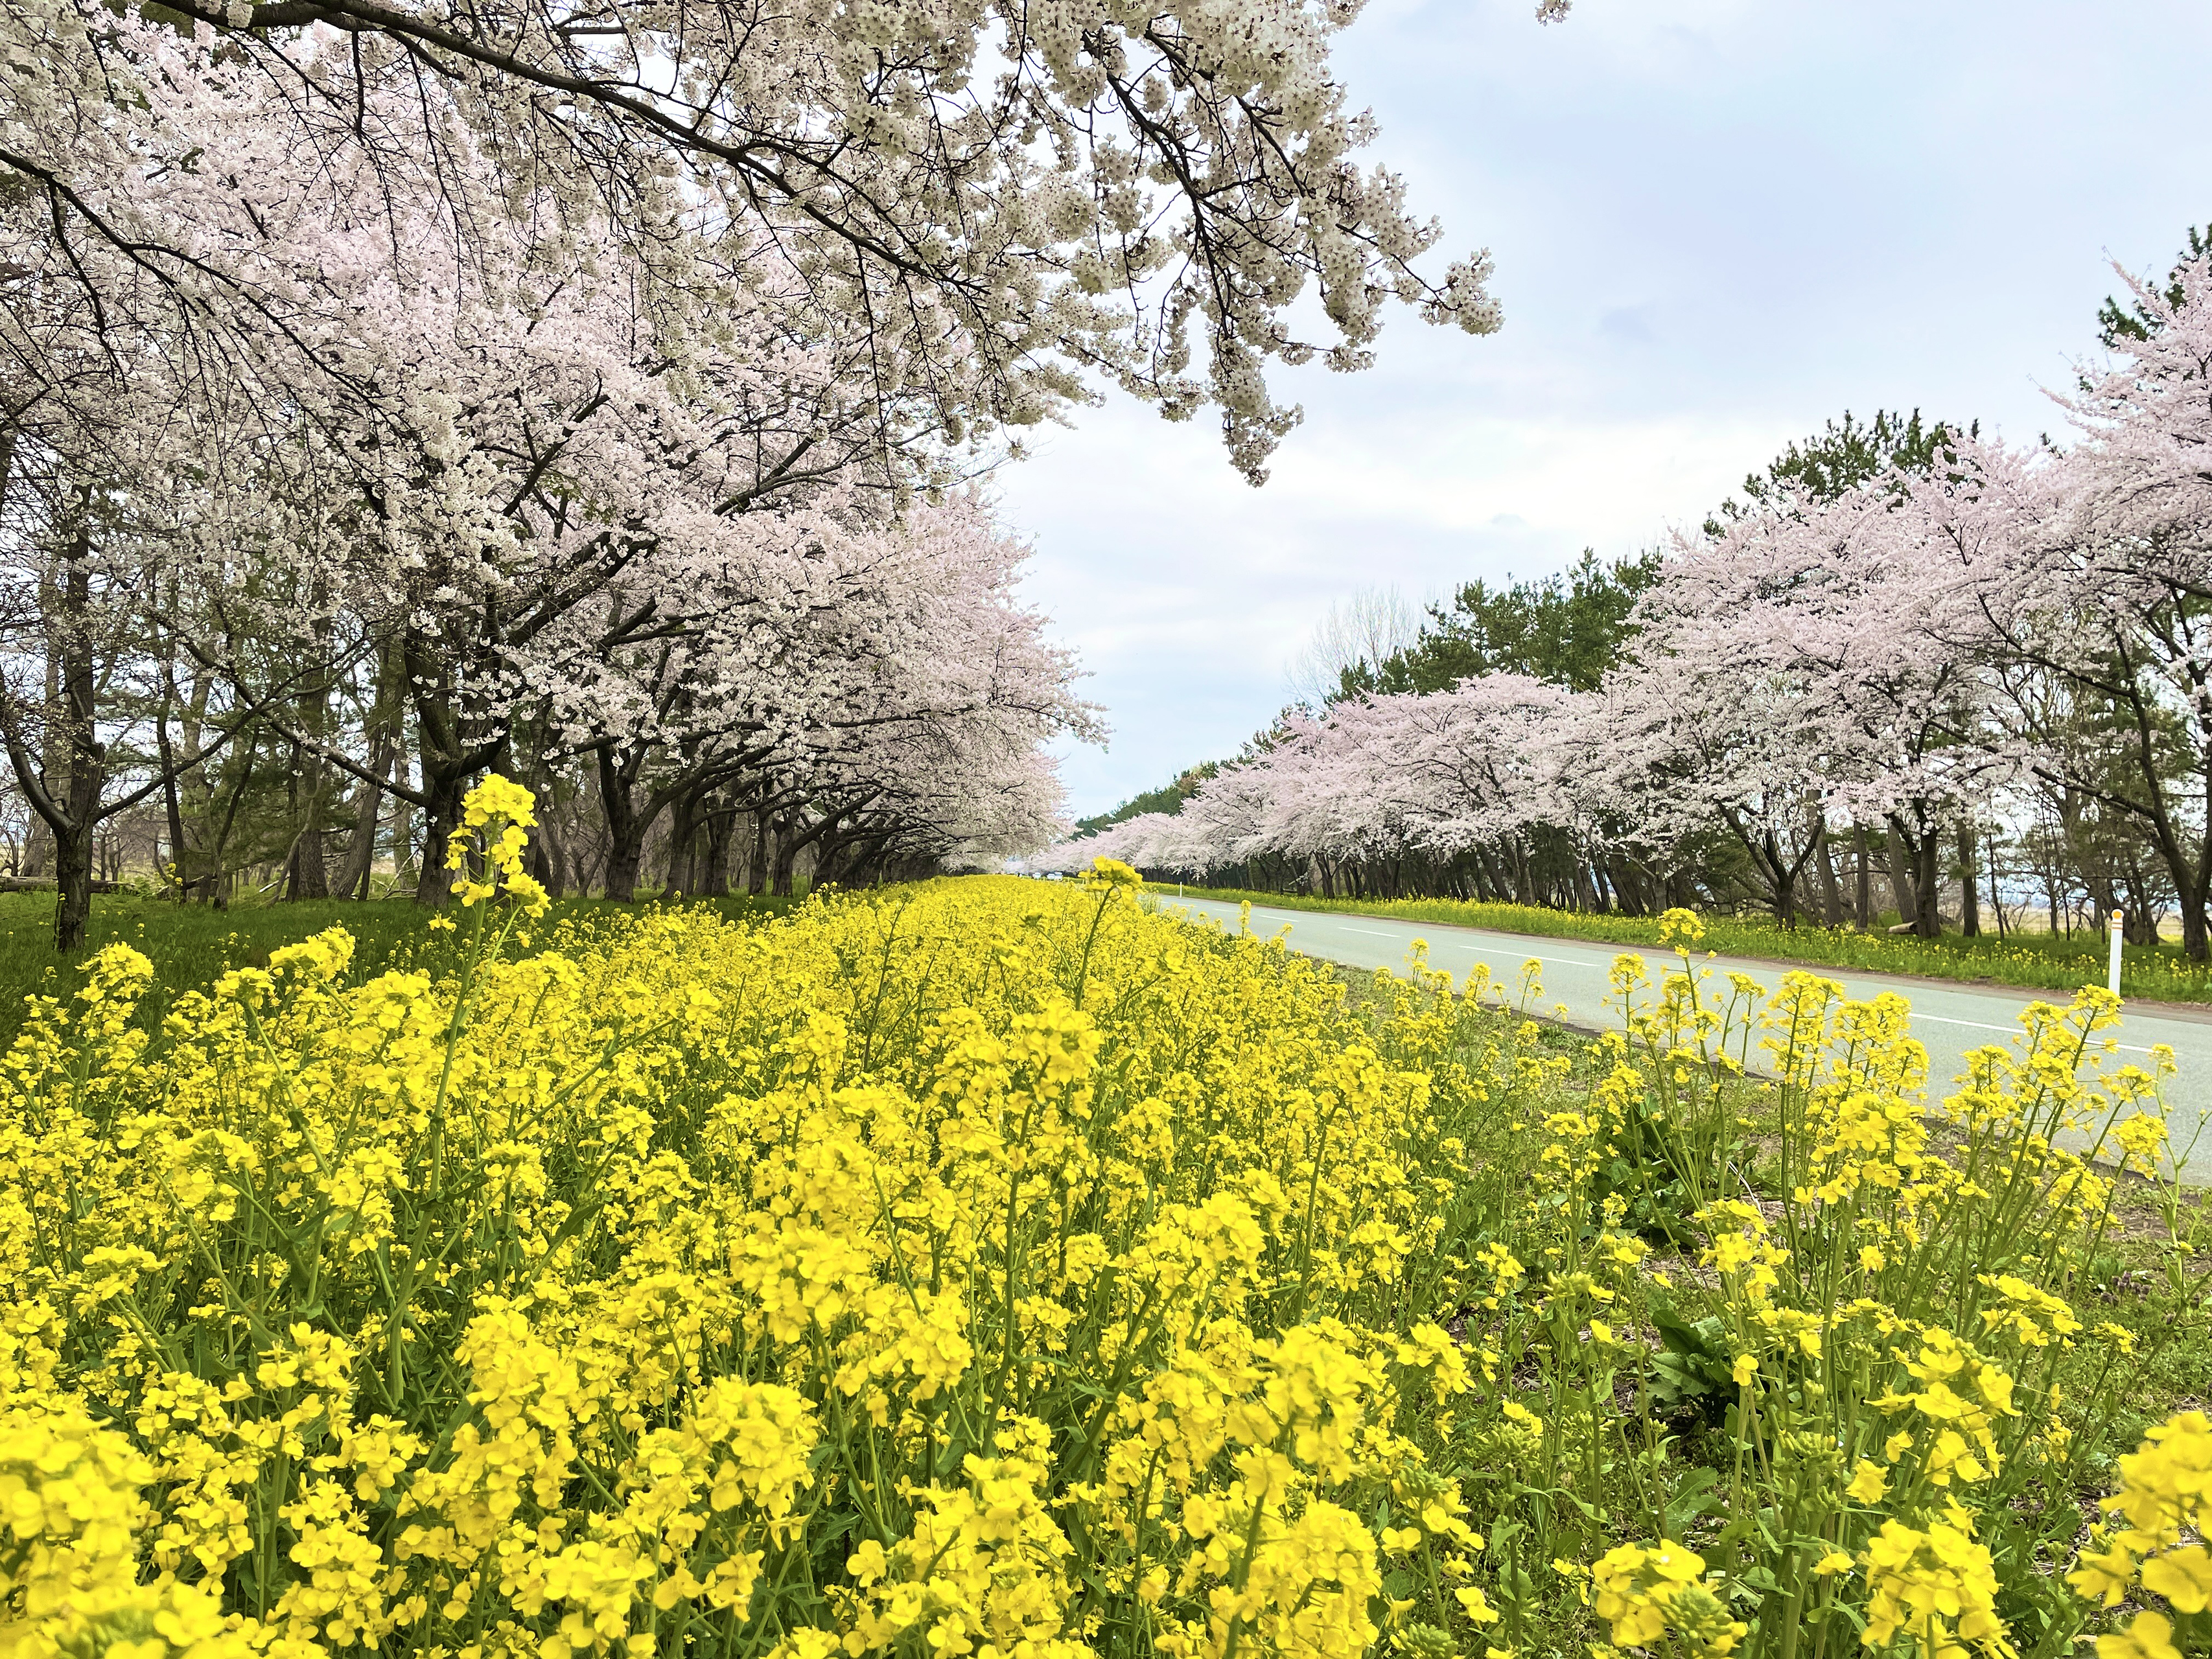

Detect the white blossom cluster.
xmin=2 ymin=0 xmax=1513 ymax=484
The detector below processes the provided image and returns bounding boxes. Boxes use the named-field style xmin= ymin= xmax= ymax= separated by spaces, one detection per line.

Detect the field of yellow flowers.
xmin=3 ymin=783 xmax=2209 ymax=1659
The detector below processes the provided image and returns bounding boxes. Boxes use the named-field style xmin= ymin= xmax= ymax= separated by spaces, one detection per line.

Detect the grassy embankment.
xmin=0 ymin=888 xmax=793 ymax=1048
xmin=1170 ymin=883 xmax=2212 ymax=1003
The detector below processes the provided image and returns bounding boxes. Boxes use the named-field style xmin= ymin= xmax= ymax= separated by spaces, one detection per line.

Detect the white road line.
xmin=1323 ymin=927 xmax=1611 ymax=969
xmin=1909 ymin=1014 xmax=2019 ymax=1036
xmin=1856 ymin=1011 xmax=2155 ymax=1055
xmin=1449 ymin=947 xmax=1612 ymax=970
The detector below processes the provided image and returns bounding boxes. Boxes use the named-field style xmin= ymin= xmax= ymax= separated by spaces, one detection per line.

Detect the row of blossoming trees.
xmin=0 ymin=0 xmax=1524 ymax=946
xmin=1049 ymin=251 xmax=2212 ymax=957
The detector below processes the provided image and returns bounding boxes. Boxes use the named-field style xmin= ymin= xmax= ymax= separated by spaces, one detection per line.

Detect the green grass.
xmin=0 ymin=890 xmax=796 ymax=1049
xmin=1169 ymin=883 xmax=2212 ymax=1003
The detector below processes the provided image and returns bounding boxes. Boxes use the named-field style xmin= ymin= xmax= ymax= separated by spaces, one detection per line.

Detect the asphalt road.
xmin=1151 ymin=892 xmax=2212 ymax=1186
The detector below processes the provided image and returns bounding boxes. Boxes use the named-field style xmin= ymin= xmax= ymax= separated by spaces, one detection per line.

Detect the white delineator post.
xmin=2108 ymin=910 xmax=2125 ymax=997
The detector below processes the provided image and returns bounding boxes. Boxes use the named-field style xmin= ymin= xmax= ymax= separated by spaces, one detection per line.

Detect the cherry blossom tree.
xmin=555 ymin=492 xmax=1095 ymax=899
xmin=1608 ymin=472 xmax=2010 ymax=934
xmin=4 ymin=0 xmax=1515 ymax=486
xmin=1948 ymin=260 xmax=2212 ymax=957
xmin=0 ymin=0 xmax=1546 ymax=944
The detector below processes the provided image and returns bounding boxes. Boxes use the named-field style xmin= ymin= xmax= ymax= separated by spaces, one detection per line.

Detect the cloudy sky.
xmin=999 ymin=0 xmax=2212 ymax=820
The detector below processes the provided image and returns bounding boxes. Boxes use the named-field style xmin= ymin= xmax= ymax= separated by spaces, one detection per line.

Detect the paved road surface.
xmin=1150 ymin=892 xmax=2212 ymax=1185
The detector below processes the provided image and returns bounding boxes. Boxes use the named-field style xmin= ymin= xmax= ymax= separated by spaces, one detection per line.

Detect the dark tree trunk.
xmin=287 ymin=833 xmax=331 ymax=899
xmin=334 ymin=748 xmax=391 ymax=901
xmin=286 ymin=739 xmax=332 ymax=900
xmin=1770 ymin=843 xmax=1797 ymax=931
xmin=1885 ymin=820 xmax=1919 ymax=930
xmin=1888 ymin=815 xmax=1943 ymax=938
xmin=1957 ymin=822 xmax=1979 ymax=937
xmin=408 ymin=643 xmax=466 ymax=907
xmin=405 ymin=634 xmax=509 ymax=907
xmin=2181 ymin=892 xmax=2209 ymax=960
xmin=52 ymin=820 xmax=95 ymax=953
xmin=664 ymin=791 xmax=702 ymax=899
xmin=50 ymin=554 xmax=102 ymax=952
xmin=336 ymin=662 xmax=402 ymax=900
xmin=1853 ymin=826 xmax=1873 ymax=931
xmin=746 ymin=811 xmax=771 ymax=896
xmin=528 ymin=820 xmax=565 ymax=898
xmin=814 ymin=827 xmax=846 ymax=890
xmin=388 ymin=795 xmax=416 ymax=892
xmin=1815 ymin=822 xmax=1844 ymax=927
xmin=702 ymin=804 xmax=734 ymax=897
xmin=286 ymin=632 xmax=336 ymax=899
xmin=603 ymin=791 xmax=642 ymax=901
xmin=157 ymin=710 xmax=189 ymax=901
xmin=591 ymin=745 xmax=661 ymax=902
xmin=1570 ymin=862 xmax=1596 ymax=912
xmin=771 ymin=816 xmax=800 ymax=896
xmin=1916 ymin=831 xmax=1942 ymax=938
xmin=413 ymin=764 xmax=467 ymax=907
xmin=603 ymin=838 xmax=644 ymax=903
xmin=21 ymin=572 xmax=60 ymax=883
xmin=1990 ymin=835 xmax=2008 ymax=940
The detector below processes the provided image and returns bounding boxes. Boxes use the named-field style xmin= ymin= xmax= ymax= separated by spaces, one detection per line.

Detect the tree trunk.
xmin=334 ymin=746 xmax=391 ymax=901
xmin=285 ymin=633 xmax=336 ymax=901
xmin=1770 ymin=844 xmax=1797 ymax=931
xmin=1957 ymin=823 xmax=1979 ymax=938
xmin=746 ymin=811 xmax=771 ymax=896
xmin=52 ymin=818 xmax=96 ymax=953
xmin=2178 ymin=899 xmax=2205 ymax=960
xmin=22 ymin=575 xmax=62 ymax=881
xmin=388 ymin=795 xmax=416 ymax=892
xmin=1918 ymin=834 xmax=1942 ymax=937
xmin=702 ymin=804 xmax=734 ymax=897
xmin=526 ymin=811 xmax=567 ymax=898
xmin=814 ymin=826 xmax=844 ymax=890
xmin=1892 ymin=815 xmax=1944 ymax=939
xmin=664 ymin=791 xmax=701 ymax=899
xmin=1570 ymin=862 xmax=1596 ymax=912
xmin=408 ymin=648 xmax=465 ymax=907
xmin=1885 ymin=821 xmax=1918 ymax=929
xmin=603 ymin=837 xmax=645 ymax=903
xmin=173 ymin=659 xmax=218 ymax=901
xmin=336 ymin=658 xmax=402 ymax=900
xmin=50 ymin=553 xmax=102 ymax=952
xmin=157 ymin=710 xmax=189 ymax=900
xmin=1988 ymin=835 xmax=2007 ymax=939
xmin=404 ymin=635 xmax=505 ymax=907
xmin=1815 ymin=822 xmax=1844 ymax=927
xmin=413 ymin=765 xmax=467 ymax=907
xmin=1852 ymin=826 xmax=1872 ymax=931
xmin=596 ymin=756 xmax=646 ymax=902
xmin=771 ymin=817 xmax=800 ymax=897
xmin=286 ymin=833 xmax=331 ymax=899
xmin=286 ymin=738 xmax=332 ymax=901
